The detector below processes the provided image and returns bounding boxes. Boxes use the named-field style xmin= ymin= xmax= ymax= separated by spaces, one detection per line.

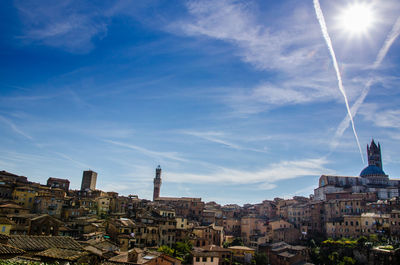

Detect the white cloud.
xmin=169 ymin=0 xmax=371 ymax=114
xmin=181 ymin=130 xmax=267 ymax=153
xmin=103 ymin=139 xmax=188 ymax=162
xmin=52 ymin=151 xmax=92 ymax=169
xmin=0 ymin=115 xmax=33 ymax=140
xmin=330 ymin=80 xmax=372 ymax=150
xmin=361 ymin=105 xmax=400 ymax=129
xmin=166 ymin=157 xmax=333 ymax=190
xmin=14 ymin=0 xmax=115 ymax=52
xmin=174 ymin=0 xmax=324 ymax=73
xmin=373 ymin=15 xmax=400 ymax=69
xmin=331 ymin=13 xmax=400 ymax=151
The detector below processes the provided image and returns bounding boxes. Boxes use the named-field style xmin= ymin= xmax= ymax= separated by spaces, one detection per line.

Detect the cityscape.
xmin=0 ymin=139 xmax=399 ymax=264
xmin=1 ymin=0 xmax=400 ymax=264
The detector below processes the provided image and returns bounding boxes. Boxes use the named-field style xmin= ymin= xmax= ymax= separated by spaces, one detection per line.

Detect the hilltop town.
xmin=0 ymin=140 xmax=399 ymax=264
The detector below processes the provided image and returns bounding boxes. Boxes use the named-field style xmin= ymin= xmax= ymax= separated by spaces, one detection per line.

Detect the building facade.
xmin=153 ymin=166 xmax=162 ymax=201
xmin=81 ymin=170 xmax=97 ymax=191
xmin=314 ymin=140 xmax=400 ymax=201
xmin=46 ymin=177 xmax=70 ymax=192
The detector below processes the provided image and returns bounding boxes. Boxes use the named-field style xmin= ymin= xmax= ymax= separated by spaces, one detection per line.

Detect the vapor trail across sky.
xmin=313 ymin=0 xmax=365 ymax=164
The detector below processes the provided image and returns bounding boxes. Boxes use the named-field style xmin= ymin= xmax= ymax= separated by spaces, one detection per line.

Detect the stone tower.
xmin=81 ymin=170 xmax=97 ymax=191
xmin=367 ymin=139 xmax=383 ymax=169
xmin=153 ymin=165 xmax=162 ymax=201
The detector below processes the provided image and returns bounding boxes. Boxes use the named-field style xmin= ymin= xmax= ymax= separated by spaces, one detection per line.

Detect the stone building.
xmin=325 ymin=212 xmax=390 ymax=239
xmin=46 ymin=177 xmax=70 ymax=192
xmin=153 ymin=166 xmax=162 ymax=201
xmin=192 ymin=224 xmax=224 ymax=247
xmin=81 ymin=170 xmax=97 ymax=191
xmin=314 ymin=140 xmax=400 ymax=201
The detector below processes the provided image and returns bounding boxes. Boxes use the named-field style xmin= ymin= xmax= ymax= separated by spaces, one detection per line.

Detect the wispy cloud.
xmin=373 ymin=15 xmax=400 ymax=69
xmin=330 ymin=79 xmax=373 ymax=150
xmin=331 ymin=14 xmax=400 ymax=149
xmin=14 ymin=0 xmax=119 ymax=52
xmin=167 ymin=157 xmax=333 ymax=190
xmin=225 ymin=77 xmax=342 ymax=115
xmin=168 ymin=0 xmax=364 ymax=115
xmin=172 ymin=0 xmax=324 ymax=73
xmin=52 ymin=151 xmax=92 ymax=169
xmin=181 ymin=130 xmax=267 ymax=153
xmin=360 ymin=104 xmax=400 ymax=129
xmin=103 ymin=139 xmax=188 ymax=162
xmin=0 ymin=95 xmax=54 ymax=102
xmin=0 ymin=115 xmax=33 ymax=140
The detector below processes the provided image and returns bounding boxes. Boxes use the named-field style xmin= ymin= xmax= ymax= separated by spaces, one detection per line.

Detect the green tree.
xmin=224 ymin=237 xmax=244 ymax=248
xmin=252 ymin=252 xmax=268 ymax=265
xmin=339 ymin=256 xmax=356 ymax=265
xmin=357 ymin=236 xmax=367 ymax=248
xmin=328 ymin=251 xmax=339 ymax=265
xmin=174 ymin=241 xmax=193 ymax=264
xmin=158 ymin=245 xmax=174 ymax=256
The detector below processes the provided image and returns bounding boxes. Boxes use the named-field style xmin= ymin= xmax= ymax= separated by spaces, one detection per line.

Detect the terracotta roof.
xmin=270 ymin=241 xmax=290 ymax=249
xmin=0 ymin=234 xmax=10 ymax=241
xmin=192 ymin=249 xmax=219 ymax=257
xmin=101 ymin=260 xmax=137 ymax=265
xmin=290 ymin=245 xmax=307 ymax=251
xmin=0 ymin=244 xmax=25 ymax=255
xmin=35 ymin=248 xmax=87 ymax=261
xmin=30 ymin=214 xmax=64 ymax=224
xmin=156 ymin=197 xmax=201 ymax=202
xmin=47 ymin=177 xmax=70 ymax=183
xmin=228 ymin=246 xmax=255 ymax=251
xmin=0 ymin=171 xmax=19 ymax=178
xmin=109 ymin=249 xmax=163 ymax=264
xmin=108 ymin=252 xmax=129 ymax=262
xmin=0 ymin=204 xmax=23 ymax=209
xmin=278 ymin=251 xmax=296 ymax=258
xmin=83 ymin=239 xmax=119 ymax=253
xmin=59 ymin=226 xmax=72 ymax=231
xmin=200 ymin=245 xmax=231 ymax=252
xmin=117 ymin=218 xmax=135 ymax=227
xmin=8 ymin=235 xmax=82 ymax=251
xmin=83 ymin=245 xmax=103 ymax=257
xmin=0 ymin=217 xmax=13 ymax=225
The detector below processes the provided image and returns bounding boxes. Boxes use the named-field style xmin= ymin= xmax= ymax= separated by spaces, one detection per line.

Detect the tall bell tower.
xmin=367 ymin=139 xmax=383 ymax=169
xmin=153 ymin=165 xmax=162 ymax=201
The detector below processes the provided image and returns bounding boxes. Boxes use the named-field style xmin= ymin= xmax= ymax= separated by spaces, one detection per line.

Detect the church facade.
xmin=314 ymin=140 xmax=400 ymax=200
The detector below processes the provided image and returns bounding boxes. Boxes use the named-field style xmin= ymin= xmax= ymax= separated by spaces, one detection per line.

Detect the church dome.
xmin=360 ymin=165 xmax=386 ymax=177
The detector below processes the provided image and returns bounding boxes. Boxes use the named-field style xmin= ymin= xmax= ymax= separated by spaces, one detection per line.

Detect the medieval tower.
xmin=153 ymin=165 xmax=162 ymax=201
xmin=367 ymin=139 xmax=383 ymax=169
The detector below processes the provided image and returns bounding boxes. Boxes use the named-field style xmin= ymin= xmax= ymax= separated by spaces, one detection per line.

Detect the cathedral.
xmin=314 ymin=139 xmax=400 ymax=200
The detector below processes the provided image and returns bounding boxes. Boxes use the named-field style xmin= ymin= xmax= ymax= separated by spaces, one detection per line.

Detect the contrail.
xmin=373 ymin=15 xmax=400 ymax=69
xmin=333 ymin=15 xmax=400 ymax=150
xmin=331 ymin=80 xmax=372 ymax=150
xmin=313 ymin=0 xmax=364 ymax=164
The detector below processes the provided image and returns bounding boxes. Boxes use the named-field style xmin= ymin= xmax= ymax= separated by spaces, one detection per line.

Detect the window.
xmin=1 ymin=226 xmax=5 ymax=232
xmin=211 ymin=257 xmax=214 ymax=262
xmin=196 ymin=257 xmax=200 ymax=262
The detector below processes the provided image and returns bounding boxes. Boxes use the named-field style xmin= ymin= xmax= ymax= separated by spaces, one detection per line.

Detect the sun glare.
xmin=339 ymin=3 xmax=375 ymax=35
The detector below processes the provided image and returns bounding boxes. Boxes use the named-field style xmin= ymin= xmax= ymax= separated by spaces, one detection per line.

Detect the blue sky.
xmin=1 ymin=0 xmax=400 ymax=205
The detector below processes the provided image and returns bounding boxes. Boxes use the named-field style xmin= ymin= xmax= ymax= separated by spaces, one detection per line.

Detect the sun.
xmin=339 ymin=3 xmax=375 ymax=35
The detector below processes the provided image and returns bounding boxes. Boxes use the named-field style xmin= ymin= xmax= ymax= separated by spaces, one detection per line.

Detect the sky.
xmin=1 ymin=0 xmax=400 ymax=205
